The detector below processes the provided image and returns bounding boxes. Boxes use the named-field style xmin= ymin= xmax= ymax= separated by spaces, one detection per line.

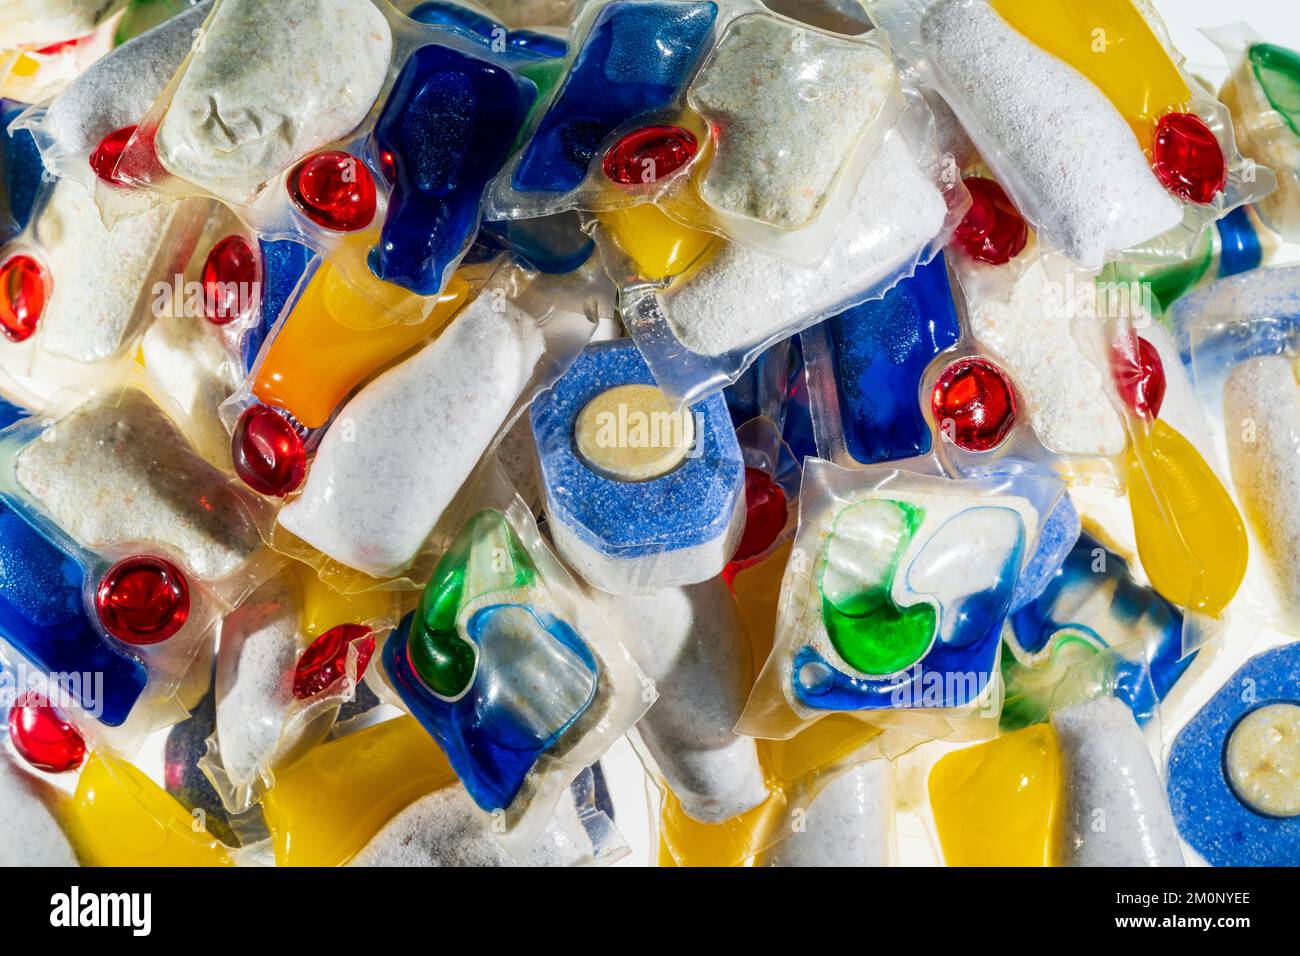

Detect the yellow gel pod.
xmin=596 ymin=203 xmax=720 ymax=282
xmin=65 ymin=754 xmax=234 ymax=867
xmin=989 ymin=0 xmax=1190 ymax=148
xmin=252 ymin=261 xmax=469 ymax=428
xmin=928 ymin=724 xmax=1060 ymax=866
xmin=657 ymin=784 xmax=785 ymax=867
xmin=289 ymin=560 xmax=396 ymax=640
xmin=262 ymin=716 xmax=457 ymax=866
xmin=1126 ymin=418 xmax=1248 ymax=616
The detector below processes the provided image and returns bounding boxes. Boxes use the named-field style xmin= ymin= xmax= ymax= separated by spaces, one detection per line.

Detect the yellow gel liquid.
xmin=262 ymin=716 xmax=457 ymax=866
xmin=928 ymin=724 xmax=1060 ymax=866
xmin=252 ymin=261 xmax=468 ymax=428
xmin=289 ymin=560 xmax=396 ymax=640
xmin=596 ymin=203 xmax=720 ymax=282
xmin=657 ymin=544 xmax=880 ymax=865
xmin=1126 ymin=418 xmax=1248 ymax=616
xmin=65 ymin=754 xmax=234 ymax=866
xmin=989 ymin=0 xmax=1190 ymax=149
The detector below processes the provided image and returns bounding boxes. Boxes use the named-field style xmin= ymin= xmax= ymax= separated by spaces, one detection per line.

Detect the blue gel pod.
xmin=1215 ymin=205 xmax=1263 ymax=278
xmin=0 ymin=396 xmax=29 ymax=432
xmin=783 ymin=340 xmax=818 ymax=465
xmin=1166 ymin=643 xmax=1300 ymax=866
xmin=1 ymin=99 xmax=46 ymax=239
xmin=368 ymin=44 xmax=536 ymax=295
xmin=245 ymin=238 xmax=314 ymax=373
xmin=476 ymin=212 xmax=594 ymax=273
xmin=1008 ymin=492 xmax=1081 ymax=614
xmin=162 ymin=676 xmax=239 ymax=846
xmin=384 ymin=602 xmax=598 ymax=812
xmin=0 ymin=496 xmax=147 ymax=727
xmin=1006 ymin=532 xmax=1194 ymax=725
xmin=511 ymin=0 xmax=718 ymax=193
xmin=407 ymin=1 xmax=568 ymax=60
xmin=822 ymin=254 xmax=960 ymax=465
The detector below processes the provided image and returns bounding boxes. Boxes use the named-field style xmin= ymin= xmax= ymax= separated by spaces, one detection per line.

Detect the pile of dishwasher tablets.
xmin=0 ymin=0 xmax=1297 ymax=868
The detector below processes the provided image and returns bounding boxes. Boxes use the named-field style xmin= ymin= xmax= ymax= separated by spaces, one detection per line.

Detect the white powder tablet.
xmin=155 ymin=0 xmax=392 ymax=201
xmin=922 ymin=0 xmax=1183 ymax=266
xmin=15 ymin=389 xmax=262 ymax=581
xmin=1051 ymin=696 xmax=1184 ymax=866
xmin=0 ymin=758 xmax=79 ymax=866
xmin=661 ymin=132 xmax=946 ymax=357
xmin=764 ymin=759 xmax=894 ymax=866
xmin=277 ymin=295 xmax=545 ymax=578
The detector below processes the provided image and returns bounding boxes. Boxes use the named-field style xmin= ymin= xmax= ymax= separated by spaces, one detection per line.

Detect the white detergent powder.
xmin=1050 ymin=696 xmax=1184 ymax=866
xmin=0 ymin=758 xmax=78 ymax=866
xmin=277 ymin=296 xmax=545 ymax=578
xmin=15 ymin=389 xmax=262 ymax=581
xmin=1224 ymin=356 xmax=1300 ymax=627
xmin=661 ymin=132 xmax=945 ymax=357
xmin=969 ymin=260 xmax=1126 ymax=457
xmin=922 ymin=0 xmax=1183 ymax=266
xmin=764 ymin=759 xmax=894 ymax=866
xmin=348 ymin=785 xmax=594 ymax=866
xmin=214 ymin=575 xmax=302 ymax=800
xmin=45 ymin=2 xmax=213 ymax=153
xmin=595 ymin=579 xmax=768 ymax=824
xmin=33 ymin=179 xmax=176 ymax=363
xmin=0 ymin=0 xmax=115 ymax=49
xmin=140 ymin=309 xmax=241 ymax=466
xmin=155 ymin=0 xmax=392 ymax=201
xmin=689 ymin=14 xmax=896 ymax=230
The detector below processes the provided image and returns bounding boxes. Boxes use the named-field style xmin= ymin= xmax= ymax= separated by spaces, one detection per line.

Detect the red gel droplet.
xmin=954 ymin=177 xmax=1028 ymax=265
xmin=1111 ymin=334 xmax=1166 ymax=420
xmin=731 ymin=467 xmax=788 ymax=564
xmin=292 ymin=624 xmax=375 ymax=700
xmin=602 ymin=125 xmax=697 ymax=185
xmin=201 ymin=235 xmax=258 ymax=325
xmin=1153 ymin=113 xmax=1226 ymax=204
xmin=287 ymin=151 xmax=376 ymax=231
xmin=96 ymin=556 xmax=190 ymax=645
xmin=89 ymin=125 xmax=138 ymax=187
xmin=931 ymin=357 xmax=1018 ymax=452
xmin=7 ymin=692 xmax=86 ymax=774
xmin=232 ymin=404 xmax=307 ymax=497
xmin=378 ymin=148 xmax=397 ymax=185
xmin=0 ymin=254 xmax=46 ymax=342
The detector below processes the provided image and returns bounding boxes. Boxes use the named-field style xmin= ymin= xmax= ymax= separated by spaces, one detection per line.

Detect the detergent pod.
xmin=0 ymin=176 xmax=206 ymax=406
xmin=198 ymin=562 xmax=398 ymax=815
xmin=260 ymin=714 xmax=624 ymax=866
xmin=739 ymin=457 xmax=1063 ymax=743
xmin=531 ymin=338 xmax=746 ymax=594
xmin=1213 ymin=27 xmax=1300 ymax=242
xmin=14 ymin=2 xmax=212 ymax=222
xmin=269 ymin=260 xmax=592 ymax=586
xmin=724 ymin=415 xmax=800 ymax=583
xmin=597 ymin=83 xmax=963 ymax=406
xmin=1 ymin=99 xmax=47 ymax=243
xmin=489 ymin=0 xmax=909 ymax=265
xmin=1173 ymin=266 xmax=1300 ymax=633
xmin=1167 ymin=642 xmax=1300 ymax=866
xmin=761 ymin=758 xmax=896 ymax=866
xmin=869 ymin=0 xmax=1276 ymax=269
xmin=376 ymin=472 xmax=650 ymax=850
xmin=0 ymin=5 xmax=118 ymax=106
xmin=0 ymin=1 xmax=122 ymax=51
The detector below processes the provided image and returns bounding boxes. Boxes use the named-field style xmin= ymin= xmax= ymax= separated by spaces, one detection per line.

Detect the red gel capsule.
xmin=602 ymin=125 xmax=697 ymax=185
xmin=931 ymin=357 xmax=1018 ymax=452
xmin=0 ymin=253 xmax=47 ymax=342
xmin=96 ymin=556 xmax=191 ymax=645
xmin=292 ymin=624 xmax=375 ymax=700
xmin=1153 ymin=113 xmax=1226 ymax=204
xmin=1111 ymin=333 xmax=1167 ymax=420
xmin=287 ymin=151 xmax=377 ymax=231
xmin=954 ymin=177 xmax=1029 ymax=265
xmin=232 ymin=404 xmax=307 ymax=497
xmin=89 ymin=125 xmax=139 ymax=187
xmin=201 ymin=235 xmax=258 ymax=325
xmin=731 ymin=467 xmax=789 ymax=564
xmin=7 ymin=692 xmax=86 ymax=774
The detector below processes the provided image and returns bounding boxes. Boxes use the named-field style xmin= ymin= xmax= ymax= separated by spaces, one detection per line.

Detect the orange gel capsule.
xmin=252 ymin=262 xmax=468 ymax=428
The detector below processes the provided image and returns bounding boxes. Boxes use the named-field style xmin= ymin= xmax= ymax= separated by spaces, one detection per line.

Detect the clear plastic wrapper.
xmin=739 ymin=457 xmax=1063 ymax=743
xmin=602 ymin=84 xmax=965 ymax=406
xmin=868 ymin=0 xmax=1277 ymax=268
xmin=373 ymin=462 xmax=652 ymax=852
